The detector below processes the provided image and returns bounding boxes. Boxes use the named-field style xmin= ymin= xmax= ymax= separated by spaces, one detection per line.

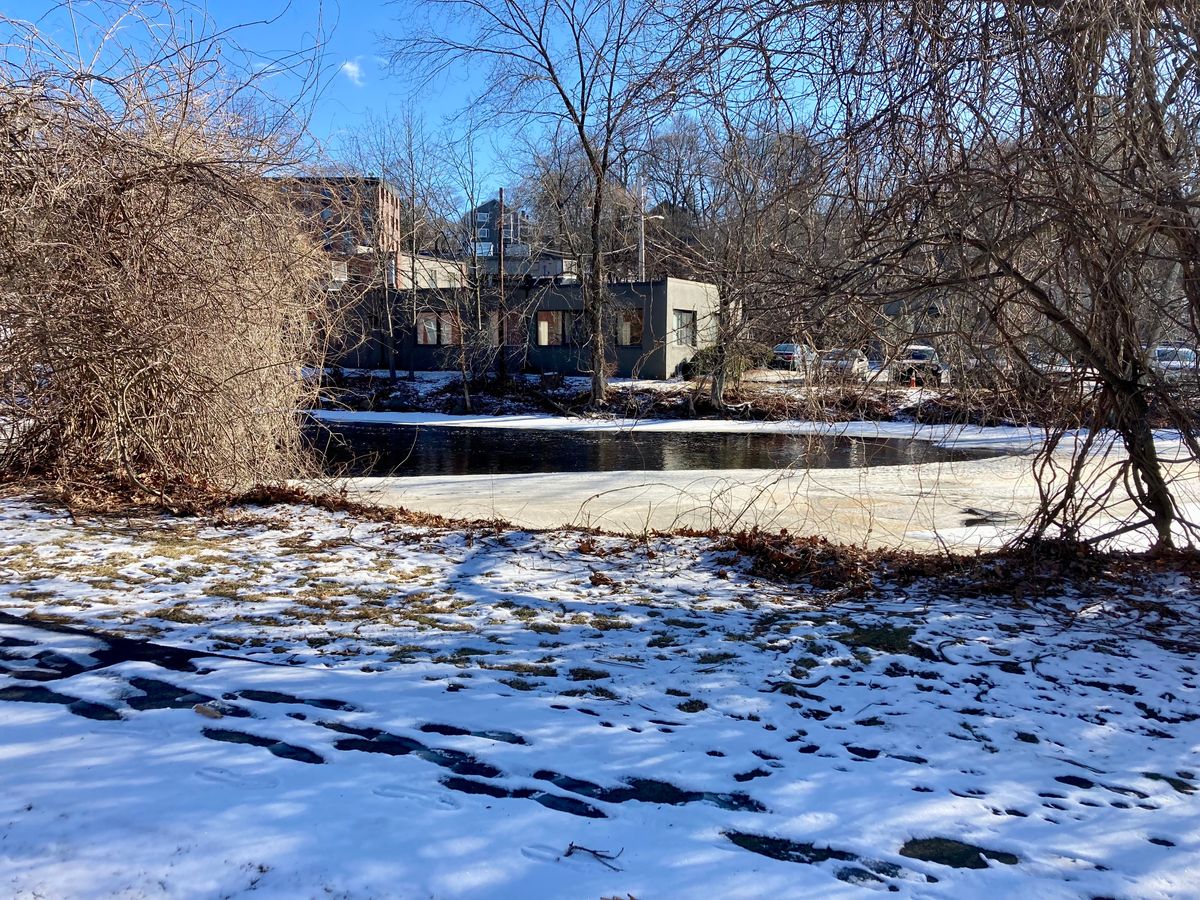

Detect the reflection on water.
xmin=308 ymin=424 xmax=998 ymax=477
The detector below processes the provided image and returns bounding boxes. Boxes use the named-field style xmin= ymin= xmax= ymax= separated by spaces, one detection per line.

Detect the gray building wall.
xmin=654 ymin=277 xmax=719 ymax=378
xmin=333 ymin=277 xmax=717 ymax=379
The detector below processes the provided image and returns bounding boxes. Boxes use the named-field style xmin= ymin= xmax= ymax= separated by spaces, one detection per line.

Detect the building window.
xmin=478 ymin=227 xmax=489 ymax=239
xmin=473 ymin=242 xmax=493 ymax=257
xmin=416 ymin=311 xmax=439 ymax=345
xmin=617 ymin=310 xmax=643 ymax=346
xmin=385 ymin=258 xmax=397 ymax=289
xmin=672 ymin=309 xmax=697 ymax=346
xmin=476 ymin=212 xmax=490 ymax=224
xmin=535 ymin=310 xmax=581 ymax=347
xmin=330 ymin=260 xmax=349 ymax=289
xmin=535 ymin=310 xmax=565 ymax=346
xmin=415 ymin=311 xmax=460 ymax=346
xmin=439 ymin=312 xmax=460 ymax=345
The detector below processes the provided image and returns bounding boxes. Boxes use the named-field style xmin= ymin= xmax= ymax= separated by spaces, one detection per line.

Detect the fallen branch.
xmin=564 ymin=842 xmax=624 ymax=871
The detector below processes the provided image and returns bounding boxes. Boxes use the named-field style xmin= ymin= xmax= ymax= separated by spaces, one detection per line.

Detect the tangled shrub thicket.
xmin=0 ymin=10 xmax=333 ymax=499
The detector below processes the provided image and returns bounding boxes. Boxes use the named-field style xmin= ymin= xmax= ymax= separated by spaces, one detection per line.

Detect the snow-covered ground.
xmin=1 ymin=496 xmax=1199 ymax=898
xmin=308 ymin=409 xmax=1048 ymax=448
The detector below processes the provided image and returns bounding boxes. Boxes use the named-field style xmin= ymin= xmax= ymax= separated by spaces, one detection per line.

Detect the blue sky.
xmin=10 ymin=0 xmax=504 ymax=183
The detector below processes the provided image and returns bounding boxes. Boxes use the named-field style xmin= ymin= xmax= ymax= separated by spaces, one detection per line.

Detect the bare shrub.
xmin=0 ymin=5 xmax=331 ymax=500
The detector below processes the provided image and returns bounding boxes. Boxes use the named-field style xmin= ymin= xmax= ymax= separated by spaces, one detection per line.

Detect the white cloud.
xmin=340 ymin=59 xmax=364 ymax=87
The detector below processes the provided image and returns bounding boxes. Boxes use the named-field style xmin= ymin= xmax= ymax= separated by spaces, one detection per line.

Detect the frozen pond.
xmin=308 ymin=422 xmax=1001 ymax=477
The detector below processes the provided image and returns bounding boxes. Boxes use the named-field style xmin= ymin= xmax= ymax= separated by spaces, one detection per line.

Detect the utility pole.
xmin=497 ymin=187 xmax=508 ymax=382
xmin=637 ymin=179 xmax=646 ymax=282
xmin=380 ymin=181 xmax=396 ymax=381
xmin=407 ymin=165 xmax=418 ymax=380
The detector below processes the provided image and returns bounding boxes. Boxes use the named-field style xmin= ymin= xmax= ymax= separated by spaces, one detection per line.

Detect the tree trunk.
xmin=1113 ymin=383 xmax=1175 ymax=550
xmin=709 ymin=344 xmax=727 ymax=409
xmin=588 ymin=186 xmax=607 ymax=405
xmin=459 ymin=349 xmax=473 ymax=413
xmin=708 ymin=290 xmax=732 ymax=409
xmin=384 ymin=294 xmax=397 ymax=380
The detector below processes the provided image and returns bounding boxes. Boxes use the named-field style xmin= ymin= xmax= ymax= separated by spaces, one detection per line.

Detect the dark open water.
xmin=307 ymin=422 xmax=998 ymax=477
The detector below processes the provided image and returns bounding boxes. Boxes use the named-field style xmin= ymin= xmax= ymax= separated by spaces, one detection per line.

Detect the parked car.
xmin=887 ymin=344 xmax=950 ymax=386
xmin=771 ymin=342 xmax=817 ymax=374
xmin=1147 ymin=344 xmax=1199 ymax=386
xmin=817 ymin=348 xmax=869 ymax=381
xmin=1026 ymin=352 xmax=1102 ymax=392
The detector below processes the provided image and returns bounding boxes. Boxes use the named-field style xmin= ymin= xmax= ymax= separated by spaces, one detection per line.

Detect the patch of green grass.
xmin=591 ymin=615 xmax=633 ymax=631
xmin=483 ymin=662 xmax=558 ymax=677
xmin=9 ymin=588 xmax=56 ymax=601
xmin=899 ymin=838 xmax=1018 ymax=869
xmin=383 ymin=564 xmax=432 ymax=581
xmin=527 ymin=622 xmax=561 ymax=635
xmin=143 ymin=530 xmax=229 ymax=559
xmin=677 ymin=698 xmax=708 ymax=713
xmin=697 ymin=651 xmax=738 ymax=665
xmin=836 ymin=625 xmax=936 ymax=661
xmin=665 ymin=688 xmax=690 ymax=697
xmin=663 ymin=618 xmax=704 ymax=629
xmin=567 ymin=667 xmax=611 ymax=681
xmin=230 ymin=614 xmax=286 ymax=628
xmin=1143 ymin=772 xmax=1196 ymax=794
xmin=408 ymin=615 xmax=474 ymax=632
xmin=165 ymin=562 xmax=211 ymax=582
xmin=153 ymin=605 xmax=207 ymax=624
xmin=355 ymin=586 xmax=398 ymax=602
xmin=205 ymin=581 xmax=248 ymax=600
xmin=648 ymin=633 xmax=677 ymax=648
xmin=499 ymin=677 xmax=541 ymax=691
xmin=432 ymin=647 xmax=492 ymax=664
xmin=789 ymin=657 xmax=822 ymax=676
xmin=387 ymin=644 xmax=427 ymax=662
xmin=305 ymin=580 xmax=349 ymax=600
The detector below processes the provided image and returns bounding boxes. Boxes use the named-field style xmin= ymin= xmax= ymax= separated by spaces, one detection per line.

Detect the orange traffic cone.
xmin=908 ymin=371 xmax=917 ymax=388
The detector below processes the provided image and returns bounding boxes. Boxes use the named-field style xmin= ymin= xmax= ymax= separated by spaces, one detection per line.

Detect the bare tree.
xmin=644 ymin=108 xmax=831 ymax=407
xmin=387 ymin=0 xmax=693 ymax=403
xmin=517 ymin=128 xmax=640 ymax=283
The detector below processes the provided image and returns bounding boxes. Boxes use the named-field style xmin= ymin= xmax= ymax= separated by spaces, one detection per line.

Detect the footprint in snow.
xmin=196 ymin=767 xmax=279 ymax=790
xmin=520 ymin=845 xmax=562 ymax=863
xmin=372 ymin=783 xmax=462 ymax=810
